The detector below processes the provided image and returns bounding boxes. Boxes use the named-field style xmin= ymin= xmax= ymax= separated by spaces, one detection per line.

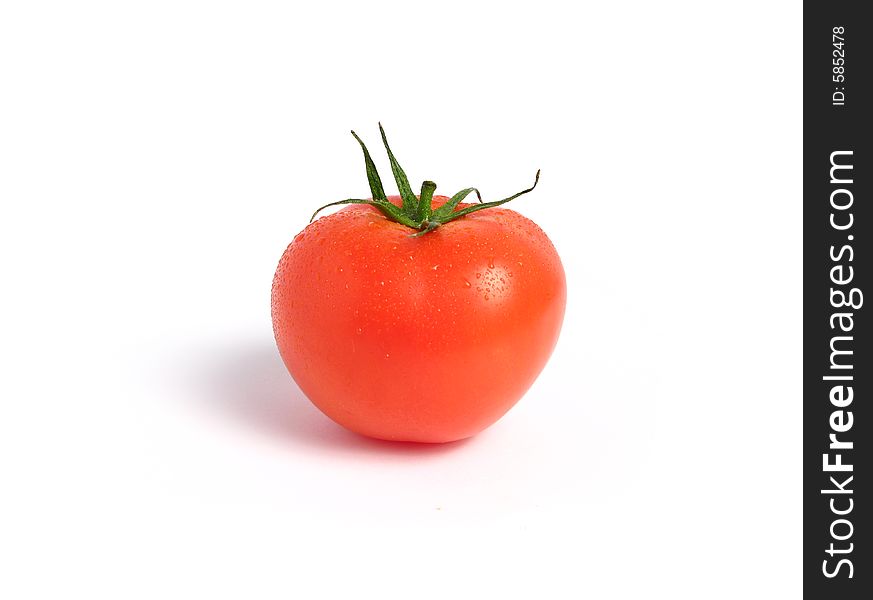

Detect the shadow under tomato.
xmin=196 ymin=342 xmax=473 ymax=457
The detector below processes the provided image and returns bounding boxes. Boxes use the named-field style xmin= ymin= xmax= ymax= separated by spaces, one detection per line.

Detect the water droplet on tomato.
xmin=463 ymin=279 xmax=471 ymax=288
xmin=356 ymin=327 xmax=362 ymax=335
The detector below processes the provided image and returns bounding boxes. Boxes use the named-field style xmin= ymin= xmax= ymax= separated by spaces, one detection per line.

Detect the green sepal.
xmin=431 ymin=187 xmax=482 ymax=220
xmin=351 ymin=130 xmax=387 ymax=202
xmin=410 ymin=219 xmax=441 ymax=238
xmin=378 ymin=123 xmax=418 ymax=214
xmin=310 ymin=198 xmax=419 ymax=228
xmin=437 ymin=170 xmax=540 ymax=224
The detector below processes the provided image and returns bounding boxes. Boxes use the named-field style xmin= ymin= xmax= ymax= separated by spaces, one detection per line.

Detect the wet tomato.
xmin=271 ymin=126 xmax=565 ymax=442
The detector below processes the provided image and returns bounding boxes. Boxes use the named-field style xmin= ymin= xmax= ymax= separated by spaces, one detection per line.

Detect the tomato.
xmin=271 ymin=126 xmax=565 ymax=443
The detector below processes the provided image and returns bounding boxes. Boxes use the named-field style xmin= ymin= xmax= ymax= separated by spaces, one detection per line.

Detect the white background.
xmin=0 ymin=1 xmax=801 ymax=598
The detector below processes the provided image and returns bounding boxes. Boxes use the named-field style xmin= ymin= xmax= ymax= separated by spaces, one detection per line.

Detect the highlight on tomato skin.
xmin=270 ymin=125 xmax=566 ymax=443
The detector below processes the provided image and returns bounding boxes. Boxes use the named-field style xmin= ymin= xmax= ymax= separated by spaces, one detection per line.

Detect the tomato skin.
xmin=271 ymin=196 xmax=566 ymax=443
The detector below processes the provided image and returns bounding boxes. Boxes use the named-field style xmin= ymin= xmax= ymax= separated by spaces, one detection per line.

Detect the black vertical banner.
xmin=804 ymin=2 xmax=871 ymax=597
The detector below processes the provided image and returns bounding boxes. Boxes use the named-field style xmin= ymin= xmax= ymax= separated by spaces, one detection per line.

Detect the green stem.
xmin=417 ymin=180 xmax=437 ymax=221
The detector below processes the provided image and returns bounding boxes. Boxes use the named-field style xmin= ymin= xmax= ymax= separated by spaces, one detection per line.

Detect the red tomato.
xmin=271 ymin=127 xmax=566 ymax=442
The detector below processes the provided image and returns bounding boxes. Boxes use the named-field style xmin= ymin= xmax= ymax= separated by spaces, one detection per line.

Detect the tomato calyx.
xmin=309 ymin=124 xmax=540 ymax=237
